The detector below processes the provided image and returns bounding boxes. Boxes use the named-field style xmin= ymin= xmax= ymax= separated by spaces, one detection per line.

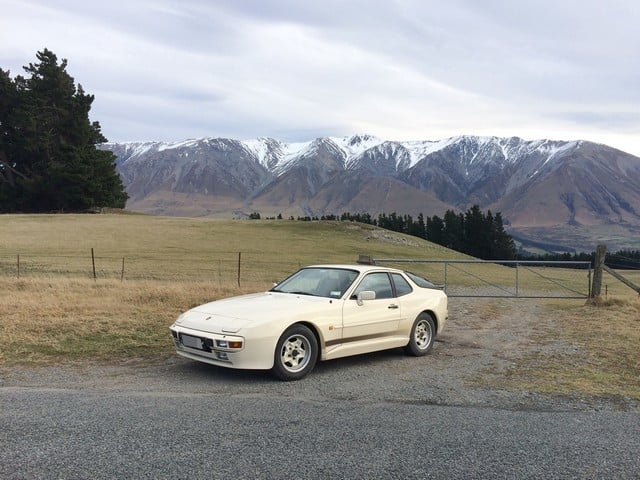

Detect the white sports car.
xmin=170 ymin=264 xmax=448 ymax=380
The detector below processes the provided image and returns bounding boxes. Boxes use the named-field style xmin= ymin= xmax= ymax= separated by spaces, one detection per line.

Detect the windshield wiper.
xmin=287 ymin=291 xmax=317 ymax=296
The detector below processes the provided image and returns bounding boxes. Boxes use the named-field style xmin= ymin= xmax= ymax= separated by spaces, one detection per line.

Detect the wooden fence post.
xmin=357 ymin=254 xmax=374 ymax=265
xmin=17 ymin=254 xmax=20 ymax=279
xmin=91 ymin=248 xmax=97 ymax=281
xmin=237 ymin=252 xmax=242 ymax=288
xmin=590 ymin=244 xmax=606 ymax=299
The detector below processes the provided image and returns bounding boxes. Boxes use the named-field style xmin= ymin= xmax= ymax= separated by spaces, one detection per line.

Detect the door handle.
xmin=388 ymin=304 xmax=399 ymax=309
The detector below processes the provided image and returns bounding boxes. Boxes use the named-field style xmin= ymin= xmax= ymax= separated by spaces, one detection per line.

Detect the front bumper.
xmin=169 ymin=325 xmax=275 ymax=370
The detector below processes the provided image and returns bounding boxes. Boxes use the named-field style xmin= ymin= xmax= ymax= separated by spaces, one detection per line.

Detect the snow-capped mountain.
xmin=104 ymin=134 xmax=640 ymax=251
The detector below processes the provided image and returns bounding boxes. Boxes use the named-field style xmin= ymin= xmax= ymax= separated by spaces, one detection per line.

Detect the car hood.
xmin=174 ymin=292 xmax=337 ymax=334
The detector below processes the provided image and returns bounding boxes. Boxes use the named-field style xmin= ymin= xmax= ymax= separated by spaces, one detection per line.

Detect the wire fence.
xmin=2 ymin=250 xmax=638 ymax=297
xmin=371 ymin=258 xmax=593 ymax=298
xmin=0 ymin=251 xmax=327 ymax=286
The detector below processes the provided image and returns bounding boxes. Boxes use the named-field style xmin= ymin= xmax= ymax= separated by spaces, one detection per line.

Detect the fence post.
xmin=17 ymin=254 xmax=20 ymax=279
xmin=237 ymin=252 xmax=241 ymax=288
xmin=121 ymin=257 xmax=125 ymax=281
xmin=444 ymin=262 xmax=448 ymax=294
xmin=357 ymin=255 xmax=374 ymax=265
xmin=91 ymin=248 xmax=97 ymax=281
xmin=590 ymin=244 xmax=606 ymax=299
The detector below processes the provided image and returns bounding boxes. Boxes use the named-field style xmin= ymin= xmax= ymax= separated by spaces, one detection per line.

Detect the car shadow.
xmin=167 ymin=347 xmax=410 ymax=383
xmin=313 ymin=348 xmax=406 ymax=376
xmin=169 ymin=358 xmax=272 ymax=384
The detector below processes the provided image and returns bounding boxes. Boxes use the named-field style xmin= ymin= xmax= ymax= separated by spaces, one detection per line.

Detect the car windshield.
xmin=271 ymin=267 xmax=359 ymax=299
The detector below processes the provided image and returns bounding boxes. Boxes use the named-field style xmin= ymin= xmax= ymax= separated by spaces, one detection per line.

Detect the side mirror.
xmin=356 ymin=290 xmax=376 ymax=306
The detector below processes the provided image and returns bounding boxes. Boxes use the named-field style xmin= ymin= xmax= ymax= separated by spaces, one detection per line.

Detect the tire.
xmin=271 ymin=324 xmax=319 ymax=381
xmin=404 ymin=313 xmax=435 ymax=356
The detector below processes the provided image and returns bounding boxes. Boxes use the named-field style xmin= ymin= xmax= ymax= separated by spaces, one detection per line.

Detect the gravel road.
xmin=2 ymin=298 xmax=639 ymax=479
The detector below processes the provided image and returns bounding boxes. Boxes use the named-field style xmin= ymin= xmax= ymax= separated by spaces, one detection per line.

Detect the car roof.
xmin=304 ymin=264 xmax=404 ymax=274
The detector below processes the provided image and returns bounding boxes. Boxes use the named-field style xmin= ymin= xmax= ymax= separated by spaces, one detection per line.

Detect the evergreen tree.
xmin=410 ymin=212 xmax=426 ymax=239
xmin=426 ymin=214 xmax=444 ymax=244
xmin=491 ymin=212 xmax=516 ymax=259
xmin=0 ymin=49 xmax=127 ymax=212
xmin=443 ymin=210 xmax=464 ymax=252
xmin=464 ymin=205 xmax=488 ymax=258
xmin=0 ymin=68 xmax=21 ymax=206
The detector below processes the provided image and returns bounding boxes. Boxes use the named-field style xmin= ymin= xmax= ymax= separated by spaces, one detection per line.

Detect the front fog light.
xmin=217 ymin=352 xmax=229 ymax=360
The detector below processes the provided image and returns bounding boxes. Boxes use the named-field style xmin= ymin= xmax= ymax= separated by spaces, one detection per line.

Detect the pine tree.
xmin=426 ymin=214 xmax=444 ymax=244
xmin=442 ymin=210 xmax=464 ymax=252
xmin=0 ymin=68 xmax=21 ymax=206
xmin=0 ymin=49 xmax=127 ymax=212
xmin=464 ymin=205 xmax=487 ymax=258
xmin=491 ymin=212 xmax=516 ymax=259
xmin=411 ymin=212 xmax=426 ymax=239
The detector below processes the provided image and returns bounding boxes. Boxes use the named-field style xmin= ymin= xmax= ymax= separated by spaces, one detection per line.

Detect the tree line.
xmin=251 ymin=205 xmax=517 ymax=260
xmin=253 ymin=210 xmax=640 ymax=267
xmin=1 ymin=49 xmax=127 ymax=212
xmin=343 ymin=206 xmax=517 ymax=260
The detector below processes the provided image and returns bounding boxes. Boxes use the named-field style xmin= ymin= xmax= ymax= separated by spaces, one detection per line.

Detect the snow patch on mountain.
xmin=107 ymin=134 xmax=588 ymax=178
xmin=402 ymin=137 xmax=458 ymax=167
xmin=330 ymin=134 xmax=385 ymax=159
xmin=157 ymin=138 xmax=202 ymax=152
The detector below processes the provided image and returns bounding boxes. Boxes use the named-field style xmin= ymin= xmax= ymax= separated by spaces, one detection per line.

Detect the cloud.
xmin=1 ymin=0 xmax=639 ymax=155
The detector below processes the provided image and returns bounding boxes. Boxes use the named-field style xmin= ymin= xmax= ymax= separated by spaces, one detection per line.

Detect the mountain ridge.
xmin=104 ymin=134 xmax=640 ymax=252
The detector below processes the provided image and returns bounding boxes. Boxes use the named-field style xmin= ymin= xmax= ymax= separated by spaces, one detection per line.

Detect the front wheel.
xmin=404 ymin=313 xmax=435 ymax=356
xmin=271 ymin=324 xmax=318 ymax=381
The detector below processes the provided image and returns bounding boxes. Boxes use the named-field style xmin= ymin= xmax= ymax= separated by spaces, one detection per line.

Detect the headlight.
xmin=216 ymin=339 xmax=243 ymax=349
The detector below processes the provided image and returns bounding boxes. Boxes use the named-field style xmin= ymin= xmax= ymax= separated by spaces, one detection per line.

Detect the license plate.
xmin=181 ymin=334 xmax=203 ymax=350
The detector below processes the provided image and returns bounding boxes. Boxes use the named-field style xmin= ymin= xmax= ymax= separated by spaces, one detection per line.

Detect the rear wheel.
xmin=404 ymin=313 xmax=435 ymax=356
xmin=271 ymin=324 xmax=318 ymax=381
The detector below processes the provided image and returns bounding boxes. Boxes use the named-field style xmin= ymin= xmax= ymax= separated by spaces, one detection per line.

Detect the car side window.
xmin=392 ymin=273 xmax=413 ymax=297
xmin=352 ymin=273 xmax=394 ymax=299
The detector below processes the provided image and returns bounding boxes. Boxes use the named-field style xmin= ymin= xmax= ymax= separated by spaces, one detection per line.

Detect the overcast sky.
xmin=2 ymin=0 xmax=639 ymax=155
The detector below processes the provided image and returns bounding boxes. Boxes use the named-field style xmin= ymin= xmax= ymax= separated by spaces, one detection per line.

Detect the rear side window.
xmin=392 ymin=273 xmax=413 ymax=297
xmin=405 ymin=271 xmax=439 ymax=289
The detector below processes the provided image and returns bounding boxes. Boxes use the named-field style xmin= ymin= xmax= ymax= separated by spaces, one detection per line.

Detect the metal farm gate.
xmin=369 ymin=258 xmax=592 ymax=299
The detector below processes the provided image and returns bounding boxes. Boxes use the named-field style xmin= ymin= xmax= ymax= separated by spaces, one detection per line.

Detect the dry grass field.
xmin=1 ymin=213 xmax=638 ymax=400
xmin=489 ymin=296 xmax=640 ymax=400
xmin=0 ymin=213 xmax=462 ymax=365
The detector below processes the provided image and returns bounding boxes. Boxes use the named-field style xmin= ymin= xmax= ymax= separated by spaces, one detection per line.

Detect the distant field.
xmin=514 ymin=223 xmax=640 ymax=253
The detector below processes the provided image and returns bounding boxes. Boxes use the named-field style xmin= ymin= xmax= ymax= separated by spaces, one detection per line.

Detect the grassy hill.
xmin=0 ymin=214 xmax=463 ymax=283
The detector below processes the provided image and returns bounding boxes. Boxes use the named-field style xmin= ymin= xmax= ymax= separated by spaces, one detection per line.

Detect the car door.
xmin=341 ymin=272 xmax=401 ymax=342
